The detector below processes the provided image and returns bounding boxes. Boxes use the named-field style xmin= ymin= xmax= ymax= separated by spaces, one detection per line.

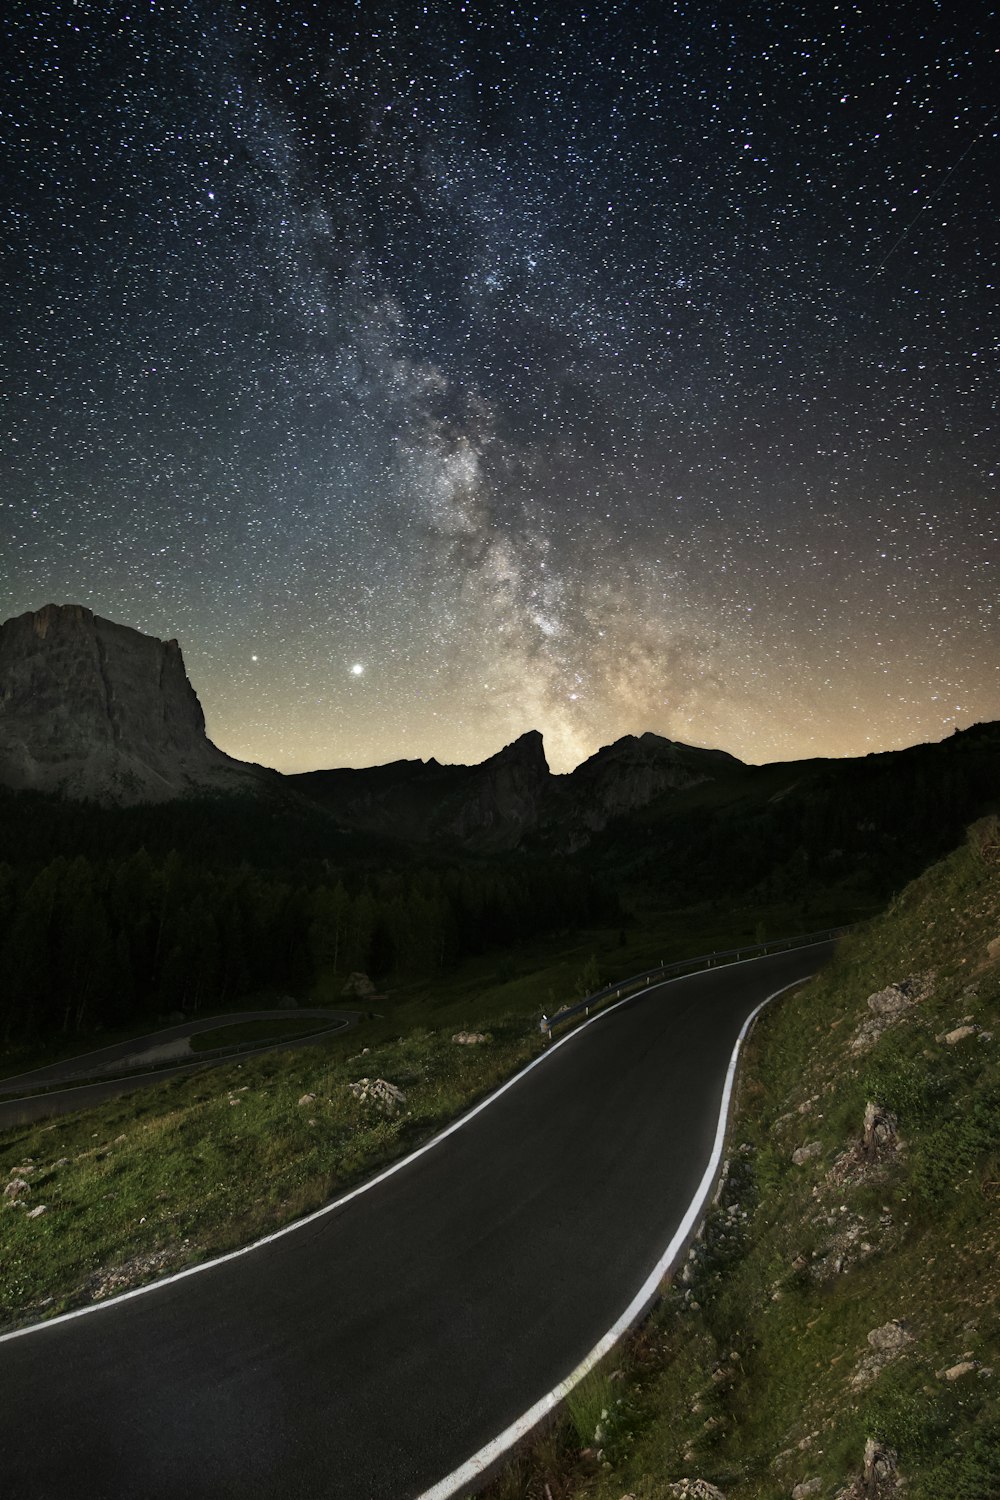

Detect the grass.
xmin=482 ymin=822 xmax=1000 ymax=1499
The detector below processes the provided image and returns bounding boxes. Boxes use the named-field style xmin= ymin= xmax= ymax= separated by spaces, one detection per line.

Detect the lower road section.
xmin=0 ymin=1010 xmax=357 ymax=1129
xmin=1 ymin=943 xmax=833 ymax=1499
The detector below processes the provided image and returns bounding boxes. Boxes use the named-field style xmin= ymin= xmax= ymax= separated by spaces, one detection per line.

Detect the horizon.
xmin=2 ymin=599 xmax=984 ymax=779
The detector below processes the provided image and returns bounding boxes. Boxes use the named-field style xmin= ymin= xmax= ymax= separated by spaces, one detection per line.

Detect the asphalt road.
xmin=1 ymin=943 xmax=833 ymax=1499
xmin=0 ymin=1011 xmax=358 ymax=1129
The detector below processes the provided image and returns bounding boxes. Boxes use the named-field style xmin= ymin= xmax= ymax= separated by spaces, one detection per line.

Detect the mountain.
xmin=3 ymin=605 xmax=997 ymax=889
xmin=0 ymin=603 xmax=740 ymax=840
xmin=290 ymin=729 xmax=553 ymax=851
xmin=0 ymin=604 xmax=267 ymax=804
xmin=545 ymin=731 xmax=744 ymax=850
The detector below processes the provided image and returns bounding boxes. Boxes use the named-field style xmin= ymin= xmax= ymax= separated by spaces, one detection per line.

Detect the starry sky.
xmin=3 ymin=1 xmax=997 ymax=774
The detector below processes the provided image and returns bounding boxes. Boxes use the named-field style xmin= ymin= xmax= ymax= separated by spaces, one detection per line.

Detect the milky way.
xmin=3 ymin=1 xmax=997 ymax=772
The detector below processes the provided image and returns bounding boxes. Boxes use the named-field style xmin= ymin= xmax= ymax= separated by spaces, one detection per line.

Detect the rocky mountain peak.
xmin=485 ymin=728 xmax=549 ymax=772
xmin=0 ymin=603 xmax=261 ymax=804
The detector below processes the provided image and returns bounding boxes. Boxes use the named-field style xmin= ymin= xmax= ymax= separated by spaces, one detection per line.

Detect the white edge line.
xmin=414 ymin=973 xmax=812 ymax=1500
xmin=0 ymin=944 xmax=829 ymax=1348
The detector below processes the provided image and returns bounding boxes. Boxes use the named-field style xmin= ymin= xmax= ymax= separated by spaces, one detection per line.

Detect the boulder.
xmin=867 ymin=1320 xmax=912 ymax=1353
xmin=792 ymin=1141 xmax=822 ymax=1166
xmin=3 ymin=1178 xmax=30 ymax=1201
xmin=341 ymin=972 xmax=376 ymax=999
xmin=451 ymin=1031 xmax=488 ymax=1045
xmin=941 ymin=1360 xmax=978 ymax=1381
xmin=347 ymin=1078 xmax=405 ymax=1114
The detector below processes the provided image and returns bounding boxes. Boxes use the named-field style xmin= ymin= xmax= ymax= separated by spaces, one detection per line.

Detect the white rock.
xmin=347 ymin=1077 xmax=405 ymax=1112
xmin=942 ymin=1360 xmax=978 ymax=1380
xmin=26 ymin=1204 xmax=48 ymax=1219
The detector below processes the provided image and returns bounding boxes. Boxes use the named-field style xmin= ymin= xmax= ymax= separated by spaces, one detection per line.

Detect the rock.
xmin=298 ymin=1093 xmax=317 ymax=1106
xmin=53 ymin=1158 xmax=70 ymax=1168
xmin=862 ymin=1101 xmax=898 ymax=1158
xmin=867 ymin=1320 xmax=912 ymax=1353
xmin=987 ymin=936 xmax=1000 ymax=963
xmin=9 ymin=1164 xmax=35 ymax=1175
xmin=26 ymin=1204 xmax=48 ymax=1219
xmin=341 ymin=972 xmax=376 ymax=999
xmin=0 ymin=603 xmax=266 ymax=804
xmin=347 ymin=1077 xmax=406 ymax=1113
xmin=451 ymin=1031 xmax=488 ymax=1045
xmin=863 ymin=1437 xmax=898 ymax=1485
xmin=943 ymin=1024 xmax=976 ymax=1045
xmin=667 ymin=1482 xmax=728 ymax=1499
xmin=941 ymin=1360 xmax=978 ymax=1381
xmin=850 ymin=1321 xmax=914 ymax=1388
xmin=792 ymin=1141 xmax=822 ymax=1166
xmin=277 ymin=994 xmax=298 ymax=1009
xmin=851 ymin=974 xmax=933 ymax=1052
xmin=867 ymin=985 xmax=911 ymax=1017
xmin=792 ymin=1481 xmax=822 ymax=1498
xmin=3 ymin=1179 xmax=30 ymax=1201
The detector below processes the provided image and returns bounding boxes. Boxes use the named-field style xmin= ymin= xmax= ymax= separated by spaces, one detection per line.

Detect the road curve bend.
xmin=0 ymin=942 xmax=834 ymax=1499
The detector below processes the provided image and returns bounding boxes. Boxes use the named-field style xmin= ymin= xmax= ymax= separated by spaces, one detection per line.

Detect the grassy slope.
xmin=487 ymin=819 xmax=1000 ymax=1500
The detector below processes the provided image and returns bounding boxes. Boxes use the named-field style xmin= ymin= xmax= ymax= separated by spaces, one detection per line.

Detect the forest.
xmin=0 ymin=846 xmax=614 ymax=1044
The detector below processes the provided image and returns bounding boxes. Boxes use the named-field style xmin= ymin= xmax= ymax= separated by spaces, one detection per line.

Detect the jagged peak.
xmin=485 ymin=729 xmax=549 ymax=772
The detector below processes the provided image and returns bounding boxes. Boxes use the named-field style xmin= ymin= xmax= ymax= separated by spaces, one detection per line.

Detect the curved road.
xmin=0 ymin=943 xmax=833 ymax=1499
xmin=0 ymin=1010 xmax=358 ymax=1129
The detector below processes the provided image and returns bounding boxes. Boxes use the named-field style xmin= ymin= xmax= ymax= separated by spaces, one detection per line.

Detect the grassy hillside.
xmin=492 ymin=817 xmax=1000 ymax=1500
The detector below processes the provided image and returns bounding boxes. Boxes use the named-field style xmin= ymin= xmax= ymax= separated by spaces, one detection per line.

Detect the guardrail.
xmin=539 ymin=924 xmax=855 ymax=1038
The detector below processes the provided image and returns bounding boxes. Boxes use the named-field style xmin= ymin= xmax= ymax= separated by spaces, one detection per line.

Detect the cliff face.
xmin=0 ymin=604 xmax=261 ymax=804
xmin=291 ymin=730 xmax=553 ymax=850
xmin=554 ymin=731 xmax=743 ymax=844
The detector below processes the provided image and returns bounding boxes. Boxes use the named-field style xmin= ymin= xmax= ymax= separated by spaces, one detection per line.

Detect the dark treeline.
xmin=0 ymin=850 xmax=614 ymax=1045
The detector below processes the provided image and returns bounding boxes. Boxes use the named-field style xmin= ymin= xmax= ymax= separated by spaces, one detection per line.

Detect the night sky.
xmin=3 ymin=2 xmax=997 ymax=774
